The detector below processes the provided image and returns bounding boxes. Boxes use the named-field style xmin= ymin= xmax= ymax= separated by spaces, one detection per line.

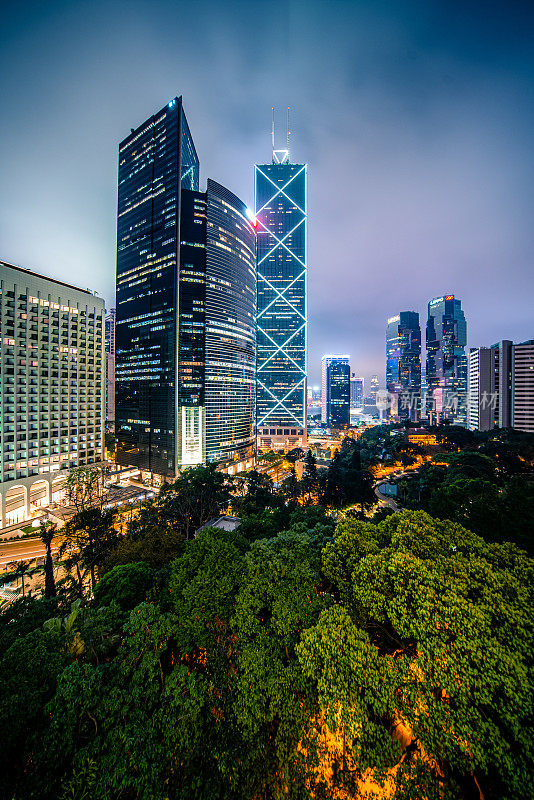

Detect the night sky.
xmin=1 ymin=0 xmax=533 ymax=386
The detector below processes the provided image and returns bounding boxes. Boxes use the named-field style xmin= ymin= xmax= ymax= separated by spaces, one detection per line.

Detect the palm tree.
xmin=39 ymin=521 xmax=57 ymax=598
xmin=8 ymin=560 xmax=32 ymax=597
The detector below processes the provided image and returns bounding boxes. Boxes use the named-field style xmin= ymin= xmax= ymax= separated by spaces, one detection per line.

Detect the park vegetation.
xmin=0 ymin=428 xmax=533 ymax=799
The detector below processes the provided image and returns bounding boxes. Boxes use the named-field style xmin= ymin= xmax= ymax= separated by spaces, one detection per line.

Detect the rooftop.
xmin=0 ymin=259 xmax=96 ymax=297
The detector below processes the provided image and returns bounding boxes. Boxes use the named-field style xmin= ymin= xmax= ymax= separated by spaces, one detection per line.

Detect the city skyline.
xmin=1 ymin=1 xmax=533 ymax=385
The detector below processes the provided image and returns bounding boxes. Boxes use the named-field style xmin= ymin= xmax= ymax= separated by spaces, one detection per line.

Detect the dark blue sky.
xmin=1 ymin=0 xmax=533 ymax=385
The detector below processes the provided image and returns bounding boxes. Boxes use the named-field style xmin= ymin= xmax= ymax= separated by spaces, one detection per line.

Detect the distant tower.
xmin=255 ymin=109 xmax=307 ymax=452
xmin=386 ymin=311 xmax=421 ymax=422
xmin=321 ymin=355 xmax=350 ymax=427
xmin=426 ymin=295 xmax=467 ymax=426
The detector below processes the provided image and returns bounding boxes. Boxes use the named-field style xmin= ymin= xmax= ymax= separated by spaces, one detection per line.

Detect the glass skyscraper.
xmin=386 ymin=311 xmax=421 ymax=422
xmin=255 ymin=150 xmax=307 ymax=452
xmin=116 ymin=98 xmax=255 ymax=478
xmin=426 ymin=295 xmax=467 ymax=426
xmin=326 ymin=359 xmax=351 ymax=428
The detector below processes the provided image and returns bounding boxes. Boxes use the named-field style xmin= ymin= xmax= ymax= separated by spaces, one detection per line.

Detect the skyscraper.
xmin=350 ymin=373 xmax=364 ymax=410
xmin=386 ymin=311 xmax=421 ymax=422
xmin=116 ymin=98 xmax=256 ymax=479
xmin=186 ymin=179 xmax=257 ymax=466
xmin=321 ymin=355 xmax=350 ymax=428
xmin=426 ymin=295 xmax=467 ymax=426
xmin=255 ymin=144 xmax=307 ymax=452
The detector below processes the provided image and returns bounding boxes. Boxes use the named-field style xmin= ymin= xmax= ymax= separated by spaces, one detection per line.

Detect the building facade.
xmin=321 ymin=355 xmax=350 ymax=428
xmin=512 ymin=340 xmax=534 ymax=433
xmin=426 ymin=295 xmax=467 ymax=426
xmin=179 ymin=179 xmax=257 ymax=466
xmin=326 ymin=360 xmax=351 ymax=428
xmin=115 ymin=100 xmax=256 ymax=478
xmin=115 ymin=97 xmax=199 ymax=478
xmin=467 ymin=339 xmax=533 ymax=433
xmin=0 ymin=260 xmax=105 ymax=526
xmin=467 ymin=347 xmax=497 ymax=431
xmin=255 ymin=150 xmax=307 ymax=452
xmin=105 ymin=308 xmax=115 ymax=424
xmin=350 ymin=374 xmax=364 ymax=410
xmin=386 ymin=311 xmax=421 ymax=422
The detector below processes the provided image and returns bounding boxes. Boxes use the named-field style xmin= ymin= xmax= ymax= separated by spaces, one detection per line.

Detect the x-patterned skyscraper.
xmin=255 ymin=138 xmax=307 ymax=452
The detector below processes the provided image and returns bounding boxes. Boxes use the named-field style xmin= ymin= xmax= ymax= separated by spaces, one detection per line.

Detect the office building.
xmin=426 ymin=295 xmax=467 ymax=426
xmin=367 ymin=374 xmax=380 ymax=404
xmin=467 ymin=339 xmax=534 ymax=433
xmin=350 ymin=374 xmax=364 ymax=410
xmin=115 ymin=99 xmax=256 ymax=478
xmin=255 ymin=144 xmax=307 ymax=452
xmin=321 ymin=355 xmax=350 ymax=428
xmin=178 ymin=180 xmax=256 ymax=466
xmin=105 ymin=308 xmax=115 ymax=424
xmin=0 ymin=260 xmax=105 ymax=527
xmin=467 ymin=347 xmax=497 ymax=431
xmin=386 ymin=311 xmax=421 ymax=422
xmin=116 ymin=97 xmax=199 ymax=478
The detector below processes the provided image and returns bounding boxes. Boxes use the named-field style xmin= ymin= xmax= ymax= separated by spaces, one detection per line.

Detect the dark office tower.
xmin=426 ymin=295 xmax=467 ymax=426
xmin=115 ymin=97 xmax=199 ymax=479
xmin=326 ymin=359 xmax=351 ymax=428
xmin=255 ymin=147 xmax=307 ymax=453
xmin=386 ymin=311 xmax=421 ymax=422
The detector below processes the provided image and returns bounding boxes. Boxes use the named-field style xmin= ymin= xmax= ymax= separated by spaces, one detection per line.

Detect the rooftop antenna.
xmin=271 ymin=106 xmax=290 ymax=164
xmin=286 ymin=106 xmax=291 ymax=161
xmin=271 ymin=106 xmax=275 ymax=161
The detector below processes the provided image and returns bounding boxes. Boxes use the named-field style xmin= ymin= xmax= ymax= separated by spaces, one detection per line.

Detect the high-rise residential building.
xmin=321 ymin=355 xmax=350 ymax=427
xmin=255 ymin=144 xmax=307 ymax=452
xmin=350 ymin=373 xmax=364 ymax=410
xmin=116 ymin=98 xmax=256 ymax=479
xmin=512 ymin=340 xmax=534 ymax=433
xmin=0 ymin=260 xmax=105 ymax=527
xmin=386 ymin=311 xmax=421 ymax=422
xmin=105 ymin=308 xmax=115 ymax=424
xmin=426 ymin=295 xmax=467 ymax=426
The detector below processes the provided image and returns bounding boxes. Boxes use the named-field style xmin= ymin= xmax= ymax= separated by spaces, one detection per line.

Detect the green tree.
xmin=94 ymin=562 xmax=154 ymax=610
xmin=59 ymin=508 xmax=118 ymax=596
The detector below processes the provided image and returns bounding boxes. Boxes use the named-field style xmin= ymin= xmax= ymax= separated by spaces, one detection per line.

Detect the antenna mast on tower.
xmin=286 ymin=106 xmax=291 ymax=160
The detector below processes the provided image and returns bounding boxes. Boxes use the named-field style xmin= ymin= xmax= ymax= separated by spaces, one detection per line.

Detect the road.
xmin=374 ymin=481 xmax=399 ymax=511
xmin=0 ymin=535 xmax=61 ymax=567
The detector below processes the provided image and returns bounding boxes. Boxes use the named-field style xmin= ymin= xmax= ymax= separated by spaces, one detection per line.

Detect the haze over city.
xmin=1 ymin=0 xmax=533 ymax=385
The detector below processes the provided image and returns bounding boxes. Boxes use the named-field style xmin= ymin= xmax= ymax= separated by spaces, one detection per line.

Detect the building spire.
xmin=271 ymin=106 xmax=290 ymax=164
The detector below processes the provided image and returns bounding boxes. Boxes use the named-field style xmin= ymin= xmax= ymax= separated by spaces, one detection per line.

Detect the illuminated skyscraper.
xmin=321 ymin=355 xmax=350 ymax=427
xmin=350 ymin=374 xmax=364 ymax=410
xmin=426 ymin=295 xmax=467 ymax=426
xmin=116 ymin=98 xmax=256 ymax=478
xmin=255 ymin=140 xmax=307 ymax=452
xmin=386 ymin=311 xmax=421 ymax=421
